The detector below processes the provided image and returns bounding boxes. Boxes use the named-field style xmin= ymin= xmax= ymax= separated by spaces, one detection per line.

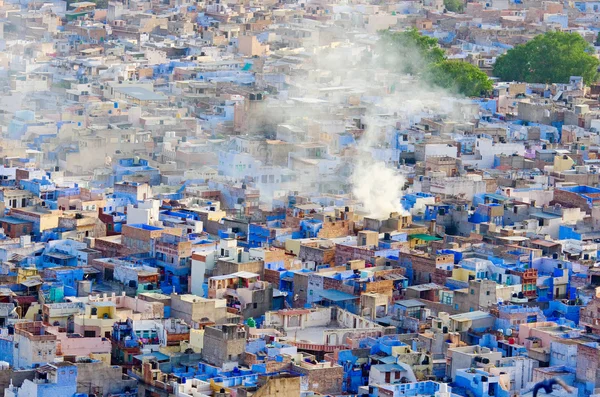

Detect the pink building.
xmin=47 ymin=326 xmax=112 ymax=358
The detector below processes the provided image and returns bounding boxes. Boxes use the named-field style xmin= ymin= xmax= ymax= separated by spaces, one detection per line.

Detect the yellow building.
xmin=17 ymin=267 xmax=38 ymax=284
xmin=181 ymin=328 xmax=204 ymax=353
xmin=408 ymin=234 xmax=442 ymax=249
xmin=90 ymin=352 xmax=111 ymax=366
xmin=451 ymin=267 xmax=475 ymax=282
xmin=74 ymin=302 xmax=119 ymax=338
xmin=553 ymin=154 xmax=575 ymax=173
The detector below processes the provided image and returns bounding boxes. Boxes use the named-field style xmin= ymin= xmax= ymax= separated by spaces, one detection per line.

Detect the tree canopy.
xmin=378 ymin=29 xmax=445 ymax=74
xmin=428 ymin=60 xmax=493 ymax=97
xmin=494 ymin=31 xmax=600 ymax=85
xmin=378 ymin=29 xmax=492 ymax=97
xmin=444 ymin=0 xmax=464 ymax=12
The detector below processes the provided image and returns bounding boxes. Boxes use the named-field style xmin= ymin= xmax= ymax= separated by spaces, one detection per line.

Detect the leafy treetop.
xmin=494 ymin=31 xmax=600 ymax=85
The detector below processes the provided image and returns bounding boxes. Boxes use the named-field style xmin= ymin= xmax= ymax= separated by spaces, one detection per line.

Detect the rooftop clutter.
xmin=0 ymin=0 xmax=598 ymax=395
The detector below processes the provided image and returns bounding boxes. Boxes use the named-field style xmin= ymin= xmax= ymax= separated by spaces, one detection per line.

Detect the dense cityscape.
xmin=0 ymin=0 xmax=597 ymax=396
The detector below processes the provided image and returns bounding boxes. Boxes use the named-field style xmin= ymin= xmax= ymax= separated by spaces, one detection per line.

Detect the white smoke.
xmin=347 ymin=79 xmax=459 ymax=219
xmin=351 ymin=157 xmax=407 ymax=218
xmin=267 ymin=32 xmax=466 ymax=216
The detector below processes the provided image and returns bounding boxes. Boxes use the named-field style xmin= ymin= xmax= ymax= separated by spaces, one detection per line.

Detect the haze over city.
xmin=0 ymin=0 xmax=597 ymax=396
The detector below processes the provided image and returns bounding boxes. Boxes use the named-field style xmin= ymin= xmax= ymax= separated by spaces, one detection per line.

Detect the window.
xmin=486 ymin=291 xmax=490 ymax=296
xmin=470 ymin=289 xmax=475 ymax=295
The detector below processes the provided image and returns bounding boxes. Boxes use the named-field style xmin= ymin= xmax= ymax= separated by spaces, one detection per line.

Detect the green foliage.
xmin=378 ymin=29 xmax=493 ymax=97
xmin=494 ymin=31 xmax=600 ymax=85
xmin=378 ymin=29 xmax=445 ymax=74
xmin=444 ymin=0 xmax=464 ymax=12
xmin=428 ymin=60 xmax=493 ymax=96
xmin=52 ymin=81 xmax=72 ymax=89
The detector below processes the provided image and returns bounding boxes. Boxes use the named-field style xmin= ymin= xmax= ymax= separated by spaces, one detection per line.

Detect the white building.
xmin=127 ymin=199 xmax=161 ymax=225
xmin=462 ymin=138 xmax=525 ymax=169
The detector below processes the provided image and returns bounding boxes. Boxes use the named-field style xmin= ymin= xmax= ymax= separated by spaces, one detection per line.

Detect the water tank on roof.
xmin=77 ymin=280 xmax=91 ymax=297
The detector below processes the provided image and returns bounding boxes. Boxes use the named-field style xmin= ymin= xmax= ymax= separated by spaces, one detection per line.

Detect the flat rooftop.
xmin=114 ymin=87 xmax=168 ymax=102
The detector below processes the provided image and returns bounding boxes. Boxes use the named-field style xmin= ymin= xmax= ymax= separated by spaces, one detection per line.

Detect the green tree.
xmin=494 ymin=31 xmax=600 ymax=85
xmin=378 ymin=29 xmax=445 ymax=74
xmin=444 ymin=0 xmax=464 ymax=12
xmin=378 ymin=29 xmax=493 ymax=97
xmin=428 ymin=60 xmax=493 ymax=96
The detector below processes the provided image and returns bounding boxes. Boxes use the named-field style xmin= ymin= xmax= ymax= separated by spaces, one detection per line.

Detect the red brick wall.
xmin=264 ymin=269 xmax=281 ymax=286
xmin=553 ymin=189 xmax=591 ymax=213
xmin=364 ymin=280 xmax=394 ymax=297
xmin=403 ymin=253 xmax=453 ymax=285
xmin=334 ymin=244 xmax=374 ymax=266
xmin=576 ymin=343 xmax=600 ymax=383
xmin=374 ymin=268 xmax=406 ymax=279
xmin=317 ymin=220 xmax=352 ymax=239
